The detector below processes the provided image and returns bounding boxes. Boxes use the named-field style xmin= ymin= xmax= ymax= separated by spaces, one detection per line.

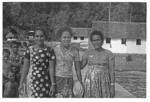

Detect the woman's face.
xmin=60 ymin=31 xmax=72 ymax=47
xmin=34 ymin=30 xmax=45 ymax=45
xmin=91 ymin=35 xmax=103 ymax=49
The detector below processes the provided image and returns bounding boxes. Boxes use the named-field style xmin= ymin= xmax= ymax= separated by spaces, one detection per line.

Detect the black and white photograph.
xmin=2 ymin=1 xmax=147 ymax=99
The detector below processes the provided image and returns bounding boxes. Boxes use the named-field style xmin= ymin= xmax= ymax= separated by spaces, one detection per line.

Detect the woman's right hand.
xmin=18 ymin=83 xmax=24 ymax=95
xmin=73 ymin=80 xmax=84 ymax=97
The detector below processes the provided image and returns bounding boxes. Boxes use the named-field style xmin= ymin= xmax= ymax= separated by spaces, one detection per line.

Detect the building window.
xmin=74 ymin=36 xmax=78 ymax=40
xmin=106 ymin=38 xmax=111 ymax=43
xmin=80 ymin=37 xmax=84 ymax=40
xmin=136 ymin=39 xmax=141 ymax=45
xmin=121 ymin=38 xmax=126 ymax=44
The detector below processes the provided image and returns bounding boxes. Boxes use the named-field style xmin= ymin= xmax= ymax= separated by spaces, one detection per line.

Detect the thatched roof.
xmin=92 ymin=21 xmax=146 ymax=39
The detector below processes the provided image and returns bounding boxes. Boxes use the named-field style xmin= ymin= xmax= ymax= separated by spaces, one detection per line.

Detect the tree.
xmin=111 ymin=3 xmax=131 ymax=22
xmin=3 ymin=2 xmax=146 ymax=41
xmin=129 ymin=3 xmax=146 ymax=22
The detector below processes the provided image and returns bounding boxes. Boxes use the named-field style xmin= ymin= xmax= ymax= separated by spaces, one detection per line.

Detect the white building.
xmin=71 ymin=28 xmax=90 ymax=49
xmin=92 ymin=21 xmax=146 ymax=54
xmin=72 ymin=21 xmax=146 ymax=54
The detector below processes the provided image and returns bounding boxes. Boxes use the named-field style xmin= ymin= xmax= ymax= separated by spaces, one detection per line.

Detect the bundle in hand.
xmin=73 ymin=80 xmax=84 ymax=97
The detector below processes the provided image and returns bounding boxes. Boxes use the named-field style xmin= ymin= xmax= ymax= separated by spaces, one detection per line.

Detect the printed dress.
xmin=82 ymin=48 xmax=115 ymax=98
xmin=23 ymin=46 xmax=56 ymax=98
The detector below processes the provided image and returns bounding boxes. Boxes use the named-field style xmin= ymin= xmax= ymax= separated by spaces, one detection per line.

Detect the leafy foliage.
xmin=3 ymin=2 xmax=146 ymax=40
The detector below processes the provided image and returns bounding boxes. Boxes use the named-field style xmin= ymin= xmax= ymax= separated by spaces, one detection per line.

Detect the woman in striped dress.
xmin=81 ymin=31 xmax=115 ymax=98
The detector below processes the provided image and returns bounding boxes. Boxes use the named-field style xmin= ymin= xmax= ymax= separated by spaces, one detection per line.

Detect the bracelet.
xmin=52 ymin=83 xmax=56 ymax=86
xmin=111 ymin=83 xmax=115 ymax=86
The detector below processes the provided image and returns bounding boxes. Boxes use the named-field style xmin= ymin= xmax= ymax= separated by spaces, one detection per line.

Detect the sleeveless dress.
xmin=23 ymin=46 xmax=56 ymax=98
xmin=82 ymin=48 xmax=115 ymax=98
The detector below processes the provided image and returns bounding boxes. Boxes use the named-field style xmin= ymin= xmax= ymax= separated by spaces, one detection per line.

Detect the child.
xmin=3 ymin=71 xmax=18 ymax=98
xmin=3 ymin=49 xmax=11 ymax=96
xmin=10 ymin=41 xmax=22 ymax=65
xmin=3 ymin=49 xmax=11 ymax=79
xmin=10 ymin=41 xmax=23 ymax=85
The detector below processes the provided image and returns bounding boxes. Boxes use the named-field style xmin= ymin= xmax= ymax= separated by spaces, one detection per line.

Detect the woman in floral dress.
xmin=54 ymin=27 xmax=83 ymax=98
xmin=81 ymin=31 xmax=115 ymax=98
xmin=19 ymin=29 xmax=56 ymax=98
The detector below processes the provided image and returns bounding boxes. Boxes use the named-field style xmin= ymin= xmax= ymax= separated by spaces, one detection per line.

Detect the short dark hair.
xmin=34 ymin=27 xmax=48 ymax=40
xmin=3 ymin=49 xmax=10 ymax=55
xmin=90 ymin=30 xmax=104 ymax=44
xmin=57 ymin=26 xmax=73 ymax=39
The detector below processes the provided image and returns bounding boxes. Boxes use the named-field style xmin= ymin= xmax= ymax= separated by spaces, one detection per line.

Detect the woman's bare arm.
xmin=109 ymin=54 xmax=115 ymax=84
xmin=81 ymin=57 xmax=88 ymax=70
xmin=49 ymin=60 xmax=55 ymax=85
xmin=74 ymin=61 xmax=82 ymax=82
xmin=19 ymin=58 xmax=30 ymax=85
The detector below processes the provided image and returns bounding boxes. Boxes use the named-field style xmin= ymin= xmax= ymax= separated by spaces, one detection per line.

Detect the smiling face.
xmin=91 ymin=34 xmax=103 ymax=49
xmin=60 ymin=31 xmax=72 ymax=47
xmin=34 ymin=30 xmax=45 ymax=46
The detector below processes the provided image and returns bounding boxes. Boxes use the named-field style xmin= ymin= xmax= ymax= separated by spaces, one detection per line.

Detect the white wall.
xmin=89 ymin=39 xmax=146 ymax=54
xmin=103 ymin=39 xmax=146 ymax=54
xmin=103 ymin=39 xmax=127 ymax=53
xmin=72 ymin=37 xmax=146 ymax=54
xmin=126 ymin=40 xmax=146 ymax=54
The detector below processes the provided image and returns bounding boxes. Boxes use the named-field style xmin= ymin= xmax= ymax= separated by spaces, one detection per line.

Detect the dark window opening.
xmin=136 ymin=39 xmax=141 ymax=45
xmin=74 ymin=36 xmax=78 ymax=40
xmin=121 ymin=38 xmax=126 ymax=44
xmin=80 ymin=37 xmax=84 ymax=40
xmin=106 ymin=38 xmax=111 ymax=43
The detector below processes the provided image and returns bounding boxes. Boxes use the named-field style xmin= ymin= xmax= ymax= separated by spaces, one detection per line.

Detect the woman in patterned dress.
xmin=19 ymin=29 xmax=56 ymax=98
xmin=81 ymin=31 xmax=115 ymax=98
xmin=54 ymin=27 xmax=83 ymax=98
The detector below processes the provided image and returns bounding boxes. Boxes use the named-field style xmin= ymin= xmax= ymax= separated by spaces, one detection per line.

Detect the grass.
xmin=114 ymin=53 xmax=146 ymax=72
xmin=113 ymin=54 xmax=146 ymax=98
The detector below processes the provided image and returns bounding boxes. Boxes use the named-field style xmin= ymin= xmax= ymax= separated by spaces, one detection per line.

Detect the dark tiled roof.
xmin=92 ymin=21 xmax=146 ymax=39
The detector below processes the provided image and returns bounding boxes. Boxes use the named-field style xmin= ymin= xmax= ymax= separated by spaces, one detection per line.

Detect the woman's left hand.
xmin=49 ymin=85 xmax=56 ymax=96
